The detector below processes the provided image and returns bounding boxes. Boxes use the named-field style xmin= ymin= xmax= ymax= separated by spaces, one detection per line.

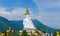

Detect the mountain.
xmin=10 ymin=20 xmax=23 ymax=30
xmin=0 ymin=16 xmax=56 ymax=32
xmin=0 ymin=16 xmax=9 ymax=32
xmin=32 ymin=19 xmax=56 ymax=32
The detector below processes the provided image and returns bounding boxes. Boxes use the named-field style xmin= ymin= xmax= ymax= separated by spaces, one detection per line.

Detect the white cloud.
xmin=34 ymin=0 xmax=60 ymax=10
xmin=0 ymin=6 xmax=34 ymax=20
xmin=46 ymin=1 xmax=60 ymax=7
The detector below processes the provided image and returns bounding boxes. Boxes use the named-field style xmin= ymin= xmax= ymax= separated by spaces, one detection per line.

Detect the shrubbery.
xmin=21 ymin=30 xmax=30 ymax=36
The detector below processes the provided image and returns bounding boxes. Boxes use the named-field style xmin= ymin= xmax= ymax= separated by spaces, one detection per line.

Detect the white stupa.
xmin=23 ymin=7 xmax=36 ymax=30
xmin=19 ymin=7 xmax=36 ymax=34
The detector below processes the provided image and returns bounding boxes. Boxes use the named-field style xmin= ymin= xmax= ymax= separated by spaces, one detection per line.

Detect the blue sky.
xmin=0 ymin=0 xmax=60 ymax=29
xmin=0 ymin=0 xmax=39 ymax=13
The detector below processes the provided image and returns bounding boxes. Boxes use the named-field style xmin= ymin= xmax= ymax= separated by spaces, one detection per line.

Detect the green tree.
xmin=21 ymin=30 xmax=30 ymax=36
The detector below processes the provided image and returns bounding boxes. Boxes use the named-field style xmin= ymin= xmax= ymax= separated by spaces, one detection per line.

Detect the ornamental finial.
xmin=25 ymin=7 xmax=29 ymax=15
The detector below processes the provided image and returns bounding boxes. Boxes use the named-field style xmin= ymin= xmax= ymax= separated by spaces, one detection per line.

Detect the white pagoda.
xmin=23 ymin=7 xmax=36 ymax=30
xmin=23 ymin=7 xmax=36 ymax=34
xmin=19 ymin=7 xmax=36 ymax=35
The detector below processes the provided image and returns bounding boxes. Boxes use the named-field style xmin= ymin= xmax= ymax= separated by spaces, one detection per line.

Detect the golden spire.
xmin=25 ymin=7 xmax=29 ymax=15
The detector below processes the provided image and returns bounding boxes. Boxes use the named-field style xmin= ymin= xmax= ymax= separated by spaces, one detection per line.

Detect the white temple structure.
xmin=23 ymin=7 xmax=36 ymax=30
xmin=19 ymin=7 xmax=36 ymax=35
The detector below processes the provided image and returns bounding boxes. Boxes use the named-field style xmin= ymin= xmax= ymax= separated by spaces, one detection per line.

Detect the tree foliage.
xmin=21 ymin=30 xmax=30 ymax=36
